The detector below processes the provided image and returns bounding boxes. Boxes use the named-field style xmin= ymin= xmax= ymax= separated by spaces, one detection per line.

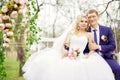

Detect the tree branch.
xmin=31 ymin=1 xmax=44 ymax=20
xmin=100 ymin=0 xmax=114 ymax=15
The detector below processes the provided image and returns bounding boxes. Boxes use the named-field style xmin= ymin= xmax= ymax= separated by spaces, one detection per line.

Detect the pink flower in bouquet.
xmin=1 ymin=6 xmax=8 ymax=13
xmin=68 ymin=48 xmax=80 ymax=59
xmin=10 ymin=11 xmax=18 ymax=19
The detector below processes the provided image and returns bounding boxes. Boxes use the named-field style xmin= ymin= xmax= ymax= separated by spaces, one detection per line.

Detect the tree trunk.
xmin=14 ymin=28 xmax=25 ymax=76
xmin=16 ymin=46 xmax=25 ymax=76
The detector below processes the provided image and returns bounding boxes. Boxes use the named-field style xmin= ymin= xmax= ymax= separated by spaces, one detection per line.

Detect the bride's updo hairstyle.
xmin=72 ymin=15 xmax=88 ymax=34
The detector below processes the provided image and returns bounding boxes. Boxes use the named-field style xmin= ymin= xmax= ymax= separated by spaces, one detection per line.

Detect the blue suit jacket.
xmin=84 ymin=24 xmax=116 ymax=59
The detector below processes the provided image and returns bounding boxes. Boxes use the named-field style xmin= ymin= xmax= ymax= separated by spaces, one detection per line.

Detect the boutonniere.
xmin=101 ymin=35 xmax=107 ymax=41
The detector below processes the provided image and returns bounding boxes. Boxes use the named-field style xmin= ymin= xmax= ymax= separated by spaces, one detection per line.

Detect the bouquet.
xmin=68 ymin=48 xmax=80 ymax=59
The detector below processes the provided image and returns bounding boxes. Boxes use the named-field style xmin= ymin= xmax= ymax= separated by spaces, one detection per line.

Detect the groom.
xmin=84 ymin=9 xmax=120 ymax=80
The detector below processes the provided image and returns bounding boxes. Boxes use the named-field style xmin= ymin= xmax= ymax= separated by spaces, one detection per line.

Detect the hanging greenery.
xmin=0 ymin=0 xmax=42 ymax=77
xmin=25 ymin=0 xmax=42 ymax=52
xmin=0 ymin=0 xmax=28 ymax=79
xmin=0 ymin=31 xmax=6 ymax=80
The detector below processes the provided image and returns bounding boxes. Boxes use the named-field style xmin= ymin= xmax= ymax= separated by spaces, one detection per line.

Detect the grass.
xmin=4 ymin=53 xmax=25 ymax=80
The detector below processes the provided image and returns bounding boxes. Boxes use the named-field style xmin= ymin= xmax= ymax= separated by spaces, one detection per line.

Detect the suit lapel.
xmin=99 ymin=25 xmax=103 ymax=45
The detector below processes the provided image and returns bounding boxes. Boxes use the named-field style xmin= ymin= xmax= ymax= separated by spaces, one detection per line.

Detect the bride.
xmin=22 ymin=15 xmax=115 ymax=80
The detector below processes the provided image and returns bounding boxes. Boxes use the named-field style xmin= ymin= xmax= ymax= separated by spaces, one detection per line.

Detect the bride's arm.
xmin=86 ymin=33 xmax=95 ymax=58
xmin=62 ymin=32 xmax=71 ymax=58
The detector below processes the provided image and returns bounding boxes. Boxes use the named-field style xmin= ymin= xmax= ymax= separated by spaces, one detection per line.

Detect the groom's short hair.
xmin=86 ymin=9 xmax=99 ymax=16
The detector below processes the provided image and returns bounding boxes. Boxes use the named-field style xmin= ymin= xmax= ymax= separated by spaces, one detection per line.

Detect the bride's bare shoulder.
xmin=66 ymin=31 xmax=74 ymax=37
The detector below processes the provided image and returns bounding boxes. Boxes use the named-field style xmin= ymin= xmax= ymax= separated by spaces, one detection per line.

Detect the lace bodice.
xmin=69 ymin=35 xmax=88 ymax=53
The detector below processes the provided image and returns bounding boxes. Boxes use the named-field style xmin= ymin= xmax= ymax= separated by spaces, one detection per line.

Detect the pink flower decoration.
xmin=3 ymin=29 xmax=9 ymax=34
xmin=20 ymin=0 xmax=28 ymax=5
xmin=1 ymin=6 xmax=8 ymax=13
xmin=0 ymin=14 xmax=2 ymax=18
xmin=18 ymin=9 xmax=23 ymax=14
xmin=10 ymin=11 xmax=18 ymax=19
xmin=0 ymin=18 xmax=2 ymax=23
xmin=24 ymin=0 xmax=29 ymax=5
xmin=0 ymin=23 xmax=5 ymax=30
xmin=3 ymin=34 xmax=7 ymax=38
xmin=14 ymin=4 xmax=18 ymax=9
xmin=14 ymin=0 xmax=20 ymax=4
xmin=2 ymin=15 xmax=10 ymax=21
xmin=4 ymin=37 xmax=10 ymax=43
xmin=3 ymin=43 xmax=9 ymax=47
xmin=6 ymin=31 xmax=14 ymax=37
xmin=5 ymin=23 xmax=12 ymax=28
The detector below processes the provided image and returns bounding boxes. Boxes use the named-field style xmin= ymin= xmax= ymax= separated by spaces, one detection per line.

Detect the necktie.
xmin=93 ymin=29 xmax=97 ymax=44
xmin=93 ymin=29 xmax=99 ymax=53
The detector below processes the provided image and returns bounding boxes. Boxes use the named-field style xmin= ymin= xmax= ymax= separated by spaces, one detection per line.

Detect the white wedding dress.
xmin=23 ymin=35 xmax=115 ymax=80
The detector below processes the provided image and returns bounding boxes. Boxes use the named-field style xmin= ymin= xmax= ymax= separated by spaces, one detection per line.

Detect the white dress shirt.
xmin=91 ymin=25 xmax=102 ymax=55
xmin=91 ymin=25 xmax=100 ymax=45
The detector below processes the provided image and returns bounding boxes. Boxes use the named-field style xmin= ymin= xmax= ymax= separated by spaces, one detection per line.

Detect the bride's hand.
xmin=62 ymin=52 xmax=68 ymax=58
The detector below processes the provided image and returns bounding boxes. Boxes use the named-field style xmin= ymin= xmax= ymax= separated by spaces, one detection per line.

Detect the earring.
xmin=77 ymin=26 xmax=80 ymax=31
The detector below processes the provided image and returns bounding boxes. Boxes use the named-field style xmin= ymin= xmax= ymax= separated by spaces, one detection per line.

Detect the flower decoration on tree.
xmin=68 ymin=48 xmax=80 ymax=59
xmin=0 ymin=0 xmax=28 ymax=47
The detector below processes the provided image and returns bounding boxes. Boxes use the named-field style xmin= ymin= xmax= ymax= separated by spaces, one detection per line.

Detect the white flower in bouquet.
xmin=4 ymin=37 xmax=10 ymax=43
xmin=68 ymin=48 xmax=80 ymax=59
xmin=5 ymin=23 xmax=12 ymax=28
xmin=0 ymin=23 xmax=5 ymax=30
xmin=2 ymin=15 xmax=10 ymax=21
xmin=10 ymin=11 xmax=18 ymax=19
xmin=3 ymin=43 xmax=9 ymax=47
xmin=0 ymin=18 xmax=2 ymax=23
xmin=14 ymin=4 xmax=18 ymax=9
xmin=6 ymin=31 xmax=14 ymax=37
xmin=1 ymin=6 xmax=8 ymax=13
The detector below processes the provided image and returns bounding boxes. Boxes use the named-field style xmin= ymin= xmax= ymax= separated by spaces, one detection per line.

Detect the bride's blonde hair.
xmin=71 ymin=15 xmax=88 ymax=34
